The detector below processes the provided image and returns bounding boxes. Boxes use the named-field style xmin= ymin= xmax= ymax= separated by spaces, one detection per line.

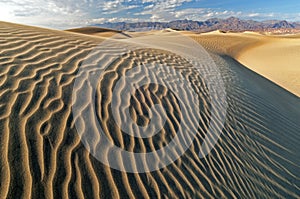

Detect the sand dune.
xmin=190 ymin=31 xmax=300 ymax=97
xmin=0 ymin=21 xmax=300 ymax=198
xmin=66 ymin=27 xmax=121 ymax=37
xmin=237 ymin=38 xmax=300 ymax=96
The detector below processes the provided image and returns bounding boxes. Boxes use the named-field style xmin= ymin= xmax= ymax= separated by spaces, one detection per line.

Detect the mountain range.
xmin=95 ymin=17 xmax=300 ymax=33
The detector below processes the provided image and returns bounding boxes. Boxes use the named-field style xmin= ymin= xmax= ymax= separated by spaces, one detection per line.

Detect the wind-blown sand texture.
xmin=0 ymin=21 xmax=300 ymax=198
xmin=189 ymin=31 xmax=300 ymax=97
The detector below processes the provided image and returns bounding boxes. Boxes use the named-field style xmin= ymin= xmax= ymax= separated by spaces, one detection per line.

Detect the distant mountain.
xmin=94 ymin=17 xmax=300 ymax=33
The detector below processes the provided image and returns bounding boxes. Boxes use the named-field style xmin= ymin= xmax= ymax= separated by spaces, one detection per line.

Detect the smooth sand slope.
xmin=189 ymin=31 xmax=300 ymax=97
xmin=0 ymin=22 xmax=300 ymax=198
xmin=66 ymin=27 xmax=121 ymax=37
xmin=237 ymin=38 xmax=300 ymax=96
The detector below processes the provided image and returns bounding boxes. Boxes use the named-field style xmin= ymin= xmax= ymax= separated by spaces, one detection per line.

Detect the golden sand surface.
xmin=189 ymin=31 xmax=300 ymax=96
xmin=0 ymin=22 xmax=299 ymax=198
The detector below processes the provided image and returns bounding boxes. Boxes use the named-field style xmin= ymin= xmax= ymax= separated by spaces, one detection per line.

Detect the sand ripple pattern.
xmin=72 ymin=32 xmax=227 ymax=173
xmin=0 ymin=22 xmax=300 ymax=198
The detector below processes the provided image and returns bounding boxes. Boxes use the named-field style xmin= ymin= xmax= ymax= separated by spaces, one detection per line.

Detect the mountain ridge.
xmin=94 ymin=17 xmax=300 ymax=33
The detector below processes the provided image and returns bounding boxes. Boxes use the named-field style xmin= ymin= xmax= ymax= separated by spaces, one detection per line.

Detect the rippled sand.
xmin=0 ymin=21 xmax=299 ymax=198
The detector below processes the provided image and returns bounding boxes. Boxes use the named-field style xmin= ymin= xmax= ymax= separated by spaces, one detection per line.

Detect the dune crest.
xmin=190 ymin=31 xmax=300 ymax=97
xmin=0 ymin=21 xmax=299 ymax=198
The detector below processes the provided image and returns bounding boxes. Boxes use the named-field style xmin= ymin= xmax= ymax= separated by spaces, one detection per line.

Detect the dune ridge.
xmin=190 ymin=31 xmax=300 ymax=97
xmin=0 ymin=21 xmax=299 ymax=198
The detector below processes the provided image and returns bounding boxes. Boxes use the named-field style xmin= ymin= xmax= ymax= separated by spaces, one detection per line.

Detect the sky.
xmin=0 ymin=0 xmax=300 ymax=29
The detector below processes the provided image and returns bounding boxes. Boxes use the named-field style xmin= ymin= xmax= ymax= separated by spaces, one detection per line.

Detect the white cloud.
xmin=1 ymin=0 xmax=300 ymax=29
xmin=0 ymin=0 xmax=97 ymax=28
xmin=103 ymin=5 xmax=138 ymax=14
xmin=102 ymin=0 xmax=123 ymax=11
xmin=248 ymin=13 xmax=260 ymax=17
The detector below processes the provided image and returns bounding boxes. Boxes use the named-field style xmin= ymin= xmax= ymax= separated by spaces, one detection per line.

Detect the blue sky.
xmin=1 ymin=0 xmax=300 ymax=29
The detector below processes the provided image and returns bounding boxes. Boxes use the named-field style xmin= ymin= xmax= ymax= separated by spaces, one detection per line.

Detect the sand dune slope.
xmin=65 ymin=27 xmax=127 ymax=38
xmin=237 ymin=38 xmax=300 ymax=96
xmin=191 ymin=31 xmax=300 ymax=97
xmin=0 ymin=22 xmax=300 ymax=199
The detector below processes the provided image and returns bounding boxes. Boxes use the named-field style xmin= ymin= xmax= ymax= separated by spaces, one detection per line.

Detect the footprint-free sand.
xmin=0 ymin=21 xmax=299 ymax=198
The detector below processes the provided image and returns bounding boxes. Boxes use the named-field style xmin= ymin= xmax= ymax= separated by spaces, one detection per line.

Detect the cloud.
xmin=1 ymin=0 xmax=300 ymax=29
xmin=248 ymin=13 xmax=260 ymax=17
xmin=0 ymin=0 xmax=98 ymax=28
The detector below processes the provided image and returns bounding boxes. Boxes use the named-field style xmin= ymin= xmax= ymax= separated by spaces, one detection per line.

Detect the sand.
xmin=237 ymin=38 xmax=300 ymax=97
xmin=65 ymin=27 xmax=121 ymax=38
xmin=0 ymin=21 xmax=299 ymax=198
xmin=189 ymin=31 xmax=300 ymax=97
